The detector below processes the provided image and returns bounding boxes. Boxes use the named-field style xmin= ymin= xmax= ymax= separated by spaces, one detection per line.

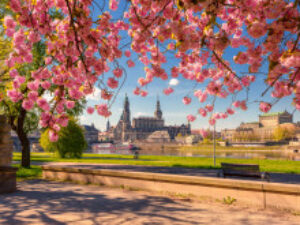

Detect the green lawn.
xmin=12 ymin=164 xmax=42 ymax=181
xmin=13 ymin=152 xmax=300 ymax=176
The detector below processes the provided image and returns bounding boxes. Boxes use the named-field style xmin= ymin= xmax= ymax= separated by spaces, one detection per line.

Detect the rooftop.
xmin=260 ymin=111 xmax=290 ymax=117
xmin=134 ymin=116 xmax=163 ymax=121
xmin=83 ymin=125 xmax=99 ymax=132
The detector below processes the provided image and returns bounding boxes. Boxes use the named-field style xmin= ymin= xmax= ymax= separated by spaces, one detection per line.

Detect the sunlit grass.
xmin=12 ymin=164 xmax=42 ymax=180
xmin=13 ymin=152 xmax=300 ymax=174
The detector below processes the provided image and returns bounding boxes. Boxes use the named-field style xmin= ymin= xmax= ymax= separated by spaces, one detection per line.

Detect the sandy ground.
xmin=0 ymin=180 xmax=299 ymax=225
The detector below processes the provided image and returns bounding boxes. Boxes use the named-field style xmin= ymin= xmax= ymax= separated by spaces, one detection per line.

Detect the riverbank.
xmin=134 ymin=143 xmax=299 ymax=160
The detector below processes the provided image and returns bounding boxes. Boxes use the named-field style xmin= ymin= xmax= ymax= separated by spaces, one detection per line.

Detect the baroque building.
xmin=113 ymin=95 xmax=191 ymax=142
xmin=221 ymin=111 xmax=295 ymax=142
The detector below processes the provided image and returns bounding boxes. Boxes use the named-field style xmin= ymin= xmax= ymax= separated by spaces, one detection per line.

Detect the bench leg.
xmin=261 ymin=172 xmax=270 ymax=182
xmin=217 ymin=171 xmax=224 ymax=178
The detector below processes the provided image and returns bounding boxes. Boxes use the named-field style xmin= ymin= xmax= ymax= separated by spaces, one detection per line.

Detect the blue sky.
xmin=79 ymin=1 xmax=300 ymax=131
xmin=79 ymin=54 xmax=300 ymax=131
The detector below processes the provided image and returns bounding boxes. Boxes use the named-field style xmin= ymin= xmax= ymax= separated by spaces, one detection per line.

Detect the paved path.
xmin=0 ymin=180 xmax=299 ymax=225
xmin=38 ymin=162 xmax=300 ymax=184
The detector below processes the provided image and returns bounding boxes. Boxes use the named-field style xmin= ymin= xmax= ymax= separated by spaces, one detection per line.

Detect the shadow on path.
xmin=0 ymin=180 xmax=202 ymax=225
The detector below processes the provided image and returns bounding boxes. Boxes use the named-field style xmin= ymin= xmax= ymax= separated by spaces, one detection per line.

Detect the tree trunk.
xmin=16 ymin=108 xmax=30 ymax=168
xmin=18 ymin=129 xmax=30 ymax=168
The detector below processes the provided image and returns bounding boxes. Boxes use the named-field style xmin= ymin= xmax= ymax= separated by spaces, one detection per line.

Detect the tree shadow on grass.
xmin=0 ymin=180 xmax=205 ymax=225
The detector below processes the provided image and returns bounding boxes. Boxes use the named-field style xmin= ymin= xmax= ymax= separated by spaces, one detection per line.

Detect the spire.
xmin=106 ymin=120 xmax=110 ymax=132
xmin=124 ymin=93 xmax=129 ymax=112
xmin=154 ymin=95 xmax=162 ymax=119
xmin=121 ymin=94 xmax=131 ymax=128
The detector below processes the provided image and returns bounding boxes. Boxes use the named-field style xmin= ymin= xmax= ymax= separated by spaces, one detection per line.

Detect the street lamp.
xmin=213 ymin=123 xmax=216 ymax=167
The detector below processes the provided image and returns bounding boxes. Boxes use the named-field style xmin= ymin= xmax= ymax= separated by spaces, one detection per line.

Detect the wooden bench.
xmin=218 ymin=163 xmax=270 ymax=181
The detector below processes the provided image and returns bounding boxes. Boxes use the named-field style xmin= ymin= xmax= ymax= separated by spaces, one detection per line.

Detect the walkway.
xmin=0 ymin=180 xmax=298 ymax=225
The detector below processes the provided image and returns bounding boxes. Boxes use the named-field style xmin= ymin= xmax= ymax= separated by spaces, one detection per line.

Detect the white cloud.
xmin=134 ymin=112 xmax=151 ymax=117
xmin=86 ymin=87 xmax=101 ymax=101
xmin=169 ymin=78 xmax=179 ymax=86
xmin=79 ymin=114 xmax=88 ymax=124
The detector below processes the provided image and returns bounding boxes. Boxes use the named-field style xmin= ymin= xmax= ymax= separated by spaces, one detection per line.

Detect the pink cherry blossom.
xmin=133 ymin=87 xmax=140 ymax=95
xmin=107 ymin=77 xmax=119 ymax=89
xmin=101 ymin=89 xmax=112 ymax=100
xmin=4 ymin=15 xmax=16 ymax=29
xmin=22 ymin=99 xmax=34 ymax=110
xmin=205 ymin=104 xmax=214 ymax=112
xmin=234 ymin=52 xmax=248 ymax=64
xmin=227 ymin=108 xmax=235 ymax=115
xmin=113 ymin=68 xmax=123 ymax=78
xmin=87 ymin=107 xmax=95 ymax=114
xmin=109 ymin=0 xmax=119 ymax=11
xmin=163 ymin=87 xmax=174 ymax=95
xmin=9 ymin=69 xmax=19 ymax=78
xmin=127 ymin=60 xmax=135 ymax=68
xmin=37 ymin=98 xmax=50 ymax=111
xmin=57 ymin=115 xmax=69 ymax=127
xmin=28 ymin=91 xmax=38 ymax=101
xmin=248 ymin=22 xmax=267 ymax=39
xmin=140 ymin=90 xmax=148 ymax=97
xmin=259 ymin=102 xmax=272 ymax=113
xmin=15 ymin=76 xmax=26 ymax=84
xmin=45 ymin=57 xmax=52 ymax=65
xmin=97 ymin=104 xmax=111 ymax=117
xmin=232 ymin=101 xmax=241 ymax=108
xmin=187 ymin=114 xmax=196 ymax=122
xmin=1 ymin=0 xmax=299 ymax=141
xmin=182 ymin=96 xmax=191 ymax=105
xmin=240 ymin=101 xmax=248 ymax=111
xmin=49 ymin=130 xmax=59 ymax=142
xmin=209 ymin=118 xmax=216 ymax=126
xmin=41 ymin=81 xmax=51 ymax=90
xmin=124 ymin=50 xmax=131 ymax=57
xmin=66 ymin=101 xmax=75 ymax=109
xmin=27 ymin=80 xmax=40 ymax=91
xmin=7 ymin=90 xmax=23 ymax=102
xmin=198 ymin=108 xmax=207 ymax=117
xmin=52 ymin=124 xmax=61 ymax=132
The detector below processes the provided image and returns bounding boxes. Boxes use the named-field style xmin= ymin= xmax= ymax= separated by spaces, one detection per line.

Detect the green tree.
xmin=0 ymin=2 xmax=86 ymax=167
xmin=273 ymin=126 xmax=295 ymax=142
xmin=0 ymin=38 xmax=46 ymax=167
xmin=40 ymin=118 xmax=87 ymax=158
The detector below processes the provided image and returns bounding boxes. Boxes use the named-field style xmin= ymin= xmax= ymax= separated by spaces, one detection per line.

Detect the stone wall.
xmin=42 ymin=165 xmax=300 ymax=211
xmin=0 ymin=115 xmax=17 ymax=193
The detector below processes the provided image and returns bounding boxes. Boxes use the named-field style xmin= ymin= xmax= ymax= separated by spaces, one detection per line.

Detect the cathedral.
xmin=112 ymin=95 xmax=191 ymax=142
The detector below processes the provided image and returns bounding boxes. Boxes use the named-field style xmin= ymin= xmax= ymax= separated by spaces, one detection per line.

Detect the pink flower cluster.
xmin=2 ymin=0 xmax=299 ymax=140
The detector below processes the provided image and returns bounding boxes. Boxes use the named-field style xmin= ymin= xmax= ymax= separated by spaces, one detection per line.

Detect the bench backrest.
xmin=221 ymin=163 xmax=261 ymax=177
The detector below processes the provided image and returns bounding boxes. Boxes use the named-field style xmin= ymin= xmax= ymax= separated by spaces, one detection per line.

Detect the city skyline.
xmin=80 ymin=90 xmax=300 ymax=132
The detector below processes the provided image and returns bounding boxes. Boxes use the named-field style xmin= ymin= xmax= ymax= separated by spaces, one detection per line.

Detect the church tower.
xmin=106 ymin=120 xmax=110 ymax=132
xmin=121 ymin=94 xmax=131 ymax=129
xmin=154 ymin=96 xmax=163 ymax=119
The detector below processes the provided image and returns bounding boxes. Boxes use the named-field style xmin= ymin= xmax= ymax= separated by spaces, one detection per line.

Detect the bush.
xmin=40 ymin=118 xmax=87 ymax=158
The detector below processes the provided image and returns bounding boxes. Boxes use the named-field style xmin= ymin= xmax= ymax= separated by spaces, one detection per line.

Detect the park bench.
xmin=218 ymin=163 xmax=270 ymax=181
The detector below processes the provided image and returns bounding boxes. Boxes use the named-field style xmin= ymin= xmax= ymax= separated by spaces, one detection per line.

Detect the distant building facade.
xmin=83 ymin=124 xmax=100 ymax=149
xmin=112 ymin=95 xmax=191 ymax=142
xmin=221 ymin=111 xmax=295 ymax=142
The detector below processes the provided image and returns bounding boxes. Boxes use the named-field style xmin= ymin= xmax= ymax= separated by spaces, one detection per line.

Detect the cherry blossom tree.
xmin=1 ymin=0 xmax=299 ymax=153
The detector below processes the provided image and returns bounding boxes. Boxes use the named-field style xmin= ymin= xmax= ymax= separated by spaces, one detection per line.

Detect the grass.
xmin=13 ymin=152 xmax=300 ymax=174
xmin=12 ymin=164 xmax=42 ymax=181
